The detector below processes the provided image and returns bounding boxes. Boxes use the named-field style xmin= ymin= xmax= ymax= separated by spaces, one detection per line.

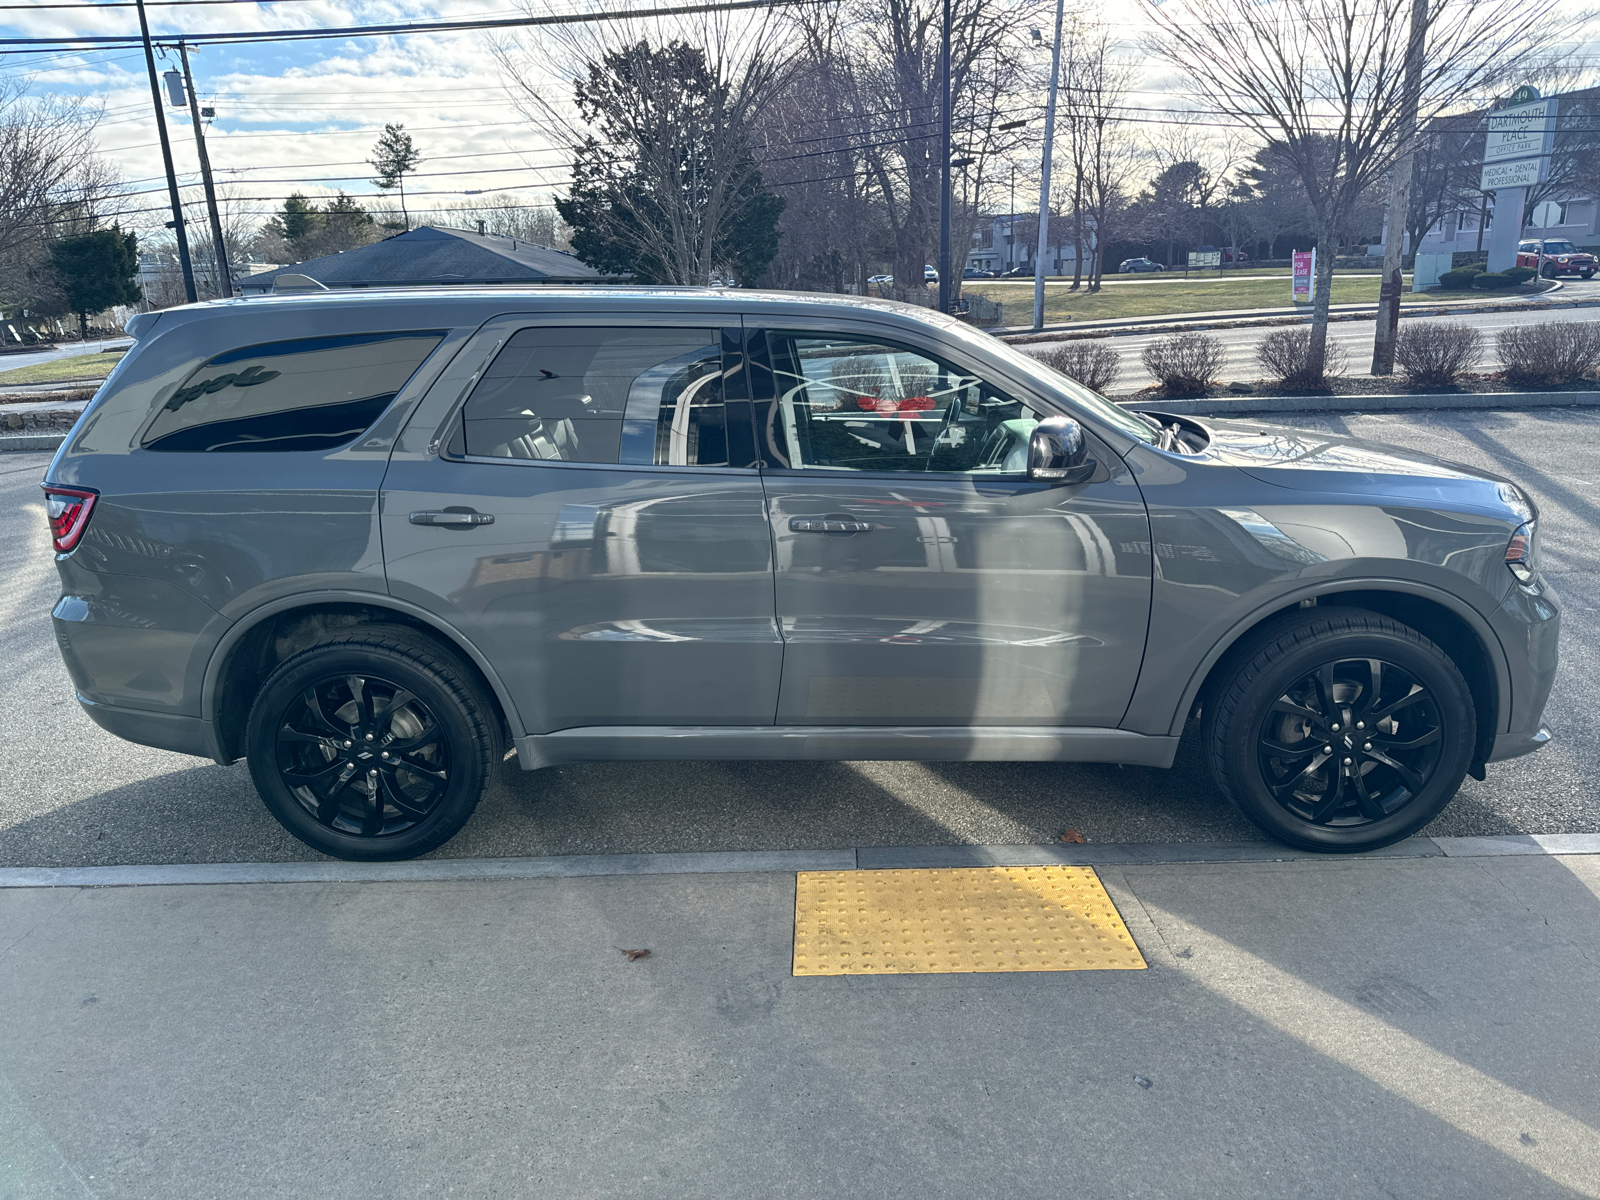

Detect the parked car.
xmin=46 ymin=289 xmax=1557 ymax=860
xmin=1001 ymin=265 xmax=1034 ymax=277
xmin=963 ymin=268 xmax=996 ymax=279
xmin=1515 ymin=240 xmax=1597 ymax=279
xmin=868 ymin=274 xmax=893 ymax=286
xmin=1119 ymin=257 xmax=1164 ymax=273
xmin=924 ymin=265 xmax=939 ymax=282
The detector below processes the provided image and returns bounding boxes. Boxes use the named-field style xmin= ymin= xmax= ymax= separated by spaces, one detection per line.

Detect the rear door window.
xmin=142 ymin=330 xmax=445 ymax=452
xmin=455 ymin=326 xmax=729 ymax=466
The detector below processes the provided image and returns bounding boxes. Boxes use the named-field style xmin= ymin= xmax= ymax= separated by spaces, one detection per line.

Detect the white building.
xmin=966 ymin=213 xmax=1087 ymax=275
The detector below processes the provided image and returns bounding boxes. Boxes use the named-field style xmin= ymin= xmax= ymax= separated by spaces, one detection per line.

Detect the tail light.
xmin=42 ymin=485 xmax=98 ymax=553
xmin=1505 ymin=523 xmax=1537 ymax=584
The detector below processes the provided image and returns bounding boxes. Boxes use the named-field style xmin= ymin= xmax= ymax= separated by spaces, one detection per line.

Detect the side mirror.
xmin=1028 ymin=415 xmax=1095 ymax=484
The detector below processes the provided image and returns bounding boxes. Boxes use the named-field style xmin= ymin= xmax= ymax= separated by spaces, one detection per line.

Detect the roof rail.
xmin=272 ymin=274 xmax=329 ymax=294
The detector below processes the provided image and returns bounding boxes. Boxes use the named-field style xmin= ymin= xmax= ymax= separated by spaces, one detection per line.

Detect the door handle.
xmin=790 ymin=516 xmax=873 ymax=534
xmin=409 ymin=510 xmax=495 ymax=527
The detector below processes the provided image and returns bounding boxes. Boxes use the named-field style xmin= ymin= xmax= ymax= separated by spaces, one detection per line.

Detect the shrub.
xmin=1254 ymin=327 xmax=1348 ymax=389
xmin=1438 ymin=269 xmax=1480 ymax=290
xmin=1394 ymin=321 xmax=1482 ymax=387
xmin=1035 ymin=342 xmax=1121 ymax=393
xmin=1454 ymin=261 xmax=1488 ymax=274
xmin=1497 ymin=321 xmax=1600 ymax=386
xmin=1471 ymin=271 xmax=1519 ymax=290
xmin=1140 ymin=333 xmax=1224 ymax=395
xmin=1502 ymin=265 xmax=1536 ymax=284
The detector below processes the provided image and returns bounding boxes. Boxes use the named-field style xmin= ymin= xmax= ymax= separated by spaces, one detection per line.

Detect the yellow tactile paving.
xmin=792 ymin=866 xmax=1147 ymax=976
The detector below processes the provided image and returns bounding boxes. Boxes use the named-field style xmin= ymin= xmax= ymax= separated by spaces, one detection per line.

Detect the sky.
xmin=4 ymin=0 xmax=587 ymax=241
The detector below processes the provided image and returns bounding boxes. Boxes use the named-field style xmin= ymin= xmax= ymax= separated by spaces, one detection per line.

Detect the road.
xmin=1019 ymin=278 xmax=1600 ymax=390
xmin=2 ymin=405 xmax=1596 ymax=869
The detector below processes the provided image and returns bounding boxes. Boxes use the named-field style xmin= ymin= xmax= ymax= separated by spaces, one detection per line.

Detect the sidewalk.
xmin=3 ymin=842 xmax=1598 ymax=1198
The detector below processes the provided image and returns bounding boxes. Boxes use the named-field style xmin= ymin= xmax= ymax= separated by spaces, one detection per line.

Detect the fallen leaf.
xmin=619 ymin=948 xmax=651 ymax=962
xmin=1059 ymin=829 xmax=1086 ymax=844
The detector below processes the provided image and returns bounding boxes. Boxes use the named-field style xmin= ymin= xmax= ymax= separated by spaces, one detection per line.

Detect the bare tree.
xmin=1060 ymin=25 xmax=1138 ymax=290
xmin=1145 ymin=0 xmax=1555 ymax=375
xmin=0 ymin=82 xmax=115 ymax=310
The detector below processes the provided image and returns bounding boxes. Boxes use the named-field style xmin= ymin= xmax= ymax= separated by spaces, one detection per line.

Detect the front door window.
xmin=765 ymin=335 xmax=1038 ymax=475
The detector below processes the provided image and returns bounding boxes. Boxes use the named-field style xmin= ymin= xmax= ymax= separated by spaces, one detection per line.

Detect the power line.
xmin=0 ymin=0 xmax=823 ymax=49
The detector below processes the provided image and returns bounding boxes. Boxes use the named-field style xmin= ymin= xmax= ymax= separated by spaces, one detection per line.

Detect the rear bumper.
xmin=1488 ymin=722 xmax=1553 ymax=764
xmin=77 ymin=693 xmax=227 ymax=763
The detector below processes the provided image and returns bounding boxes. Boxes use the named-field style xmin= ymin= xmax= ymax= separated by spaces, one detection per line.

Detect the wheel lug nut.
xmin=365 ymin=733 xmax=374 ymax=741
xmin=1331 ymin=723 xmax=1340 ymax=732
xmin=1323 ymin=745 xmax=1332 ymax=753
xmin=1363 ymin=742 xmax=1372 ymax=751
xmin=1343 ymin=757 xmax=1353 ymax=765
xmin=1356 ymin=721 xmax=1365 ymax=729
xmin=343 ymin=740 xmax=351 ymax=748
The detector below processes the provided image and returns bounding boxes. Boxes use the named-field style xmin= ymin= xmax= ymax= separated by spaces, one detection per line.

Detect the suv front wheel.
xmin=1205 ymin=609 xmax=1475 ymax=852
xmin=245 ymin=626 xmax=499 ymax=860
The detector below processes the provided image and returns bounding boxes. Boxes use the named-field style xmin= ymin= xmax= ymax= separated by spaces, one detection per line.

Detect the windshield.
xmin=1541 ymin=241 xmax=1579 ymax=254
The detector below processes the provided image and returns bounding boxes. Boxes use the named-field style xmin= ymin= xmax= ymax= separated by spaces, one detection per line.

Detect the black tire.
xmin=1204 ymin=609 xmax=1475 ymax=853
xmin=1542 ymin=263 xmax=1558 ymax=279
xmin=1583 ymin=271 xmax=1595 ymax=280
xmin=245 ymin=625 xmax=499 ymax=861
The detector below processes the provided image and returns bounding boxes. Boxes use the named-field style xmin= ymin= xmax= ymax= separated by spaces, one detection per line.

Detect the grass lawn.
xmin=0 ymin=349 xmax=124 ymax=386
xmin=962 ymin=274 xmax=1462 ymax=324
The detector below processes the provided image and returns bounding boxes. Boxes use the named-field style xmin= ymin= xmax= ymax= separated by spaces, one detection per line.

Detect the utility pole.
xmin=936 ymin=0 xmax=953 ymax=315
xmin=1008 ymin=163 xmax=1016 ymax=270
xmin=135 ymin=0 xmax=196 ymax=304
xmin=176 ymin=42 xmax=232 ymax=298
xmin=1033 ymin=0 xmax=1065 ymax=332
xmin=1371 ymin=0 xmax=1428 ymax=375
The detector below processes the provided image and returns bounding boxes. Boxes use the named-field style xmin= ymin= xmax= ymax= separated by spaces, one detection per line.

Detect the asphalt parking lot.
xmin=3 ymin=405 xmax=1597 ymax=869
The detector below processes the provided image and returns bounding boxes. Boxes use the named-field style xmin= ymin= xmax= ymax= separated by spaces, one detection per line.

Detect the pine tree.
xmin=49 ymin=227 xmax=141 ymax=339
xmin=368 ymin=124 xmax=424 ymax=231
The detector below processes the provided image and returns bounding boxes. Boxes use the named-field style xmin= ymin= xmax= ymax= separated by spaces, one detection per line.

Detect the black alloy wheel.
xmin=1256 ymin=657 xmax=1443 ymax=828
xmin=274 ymin=673 xmax=451 ymax=838
xmin=1206 ymin=609 xmax=1475 ymax=853
xmin=246 ymin=626 xmax=497 ymax=860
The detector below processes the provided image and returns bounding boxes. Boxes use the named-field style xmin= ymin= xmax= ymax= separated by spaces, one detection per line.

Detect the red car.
xmin=1516 ymin=239 xmax=1597 ymax=278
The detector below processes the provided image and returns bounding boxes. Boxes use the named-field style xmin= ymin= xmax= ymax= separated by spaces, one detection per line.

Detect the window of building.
xmin=457 ymin=326 xmax=727 ymax=467
xmin=142 ymin=330 xmax=445 ymax=453
xmin=764 ymin=333 xmax=1039 ymax=474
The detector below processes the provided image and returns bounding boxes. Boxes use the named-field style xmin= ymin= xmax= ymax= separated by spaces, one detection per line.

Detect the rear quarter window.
xmin=141 ymin=330 xmax=446 ymax=452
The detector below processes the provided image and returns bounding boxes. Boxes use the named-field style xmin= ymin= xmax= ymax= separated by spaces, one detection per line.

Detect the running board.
xmin=514 ymin=726 xmax=1180 ymax=770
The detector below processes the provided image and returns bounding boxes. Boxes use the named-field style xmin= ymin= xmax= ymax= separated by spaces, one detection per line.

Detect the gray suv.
xmin=43 ymin=289 xmax=1558 ymax=860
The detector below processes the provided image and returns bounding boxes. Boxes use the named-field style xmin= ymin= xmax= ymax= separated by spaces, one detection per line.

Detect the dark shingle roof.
xmin=240 ymin=225 xmax=604 ymax=291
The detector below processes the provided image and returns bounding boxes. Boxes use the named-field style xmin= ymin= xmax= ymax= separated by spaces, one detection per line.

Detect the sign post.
xmin=1292 ymin=250 xmax=1315 ymax=304
xmin=1187 ymin=249 xmax=1221 ymax=272
xmin=1482 ymin=89 xmax=1558 ymax=272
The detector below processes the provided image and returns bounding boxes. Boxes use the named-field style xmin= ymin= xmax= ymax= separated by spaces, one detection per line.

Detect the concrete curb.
xmin=0 ymin=433 xmax=64 ymax=452
xmin=996 ymin=287 xmax=1578 ymax=340
xmin=4 ymin=833 xmax=1596 ymax=888
xmin=1125 ymin=390 xmax=1600 ymax=417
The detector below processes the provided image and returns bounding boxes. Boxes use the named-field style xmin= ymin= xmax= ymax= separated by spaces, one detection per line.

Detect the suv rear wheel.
xmin=245 ymin=626 xmax=498 ymax=860
xmin=1204 ymin=609 xmax=1475 ymax=853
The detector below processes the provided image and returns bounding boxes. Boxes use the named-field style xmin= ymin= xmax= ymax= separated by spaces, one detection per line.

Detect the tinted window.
xmin=143 ymin=330 xmax=444 ymax=453
xmin=459 ymin=327 xmax=727 ymax=466
xmin=766 ymin=333 xmax=1038 ymax=473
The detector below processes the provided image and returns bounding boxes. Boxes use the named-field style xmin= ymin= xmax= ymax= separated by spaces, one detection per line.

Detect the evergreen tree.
xmin=49 ymin=226 xmax=140 ymax=339
xmin=369 ymin=124 xmax=423 ymax=230
xmin=555 ymin=41 xmax=785 ymax=285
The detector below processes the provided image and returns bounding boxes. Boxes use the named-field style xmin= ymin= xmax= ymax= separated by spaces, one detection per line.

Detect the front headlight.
xmin=1506 ymin=523 xmax=1538 ymax=585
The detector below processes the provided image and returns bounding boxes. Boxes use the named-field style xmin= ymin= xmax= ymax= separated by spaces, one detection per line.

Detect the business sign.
xmin=1484 ymin=97 xmax=1558 ymax=163
xmin=1480 ymin=156 xmax=1547 ymax=191
xmin=1292 ymin=250 xmax=1314 ymax=304
xmin=1188 ymin=250 xmax=1221 ymax=269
